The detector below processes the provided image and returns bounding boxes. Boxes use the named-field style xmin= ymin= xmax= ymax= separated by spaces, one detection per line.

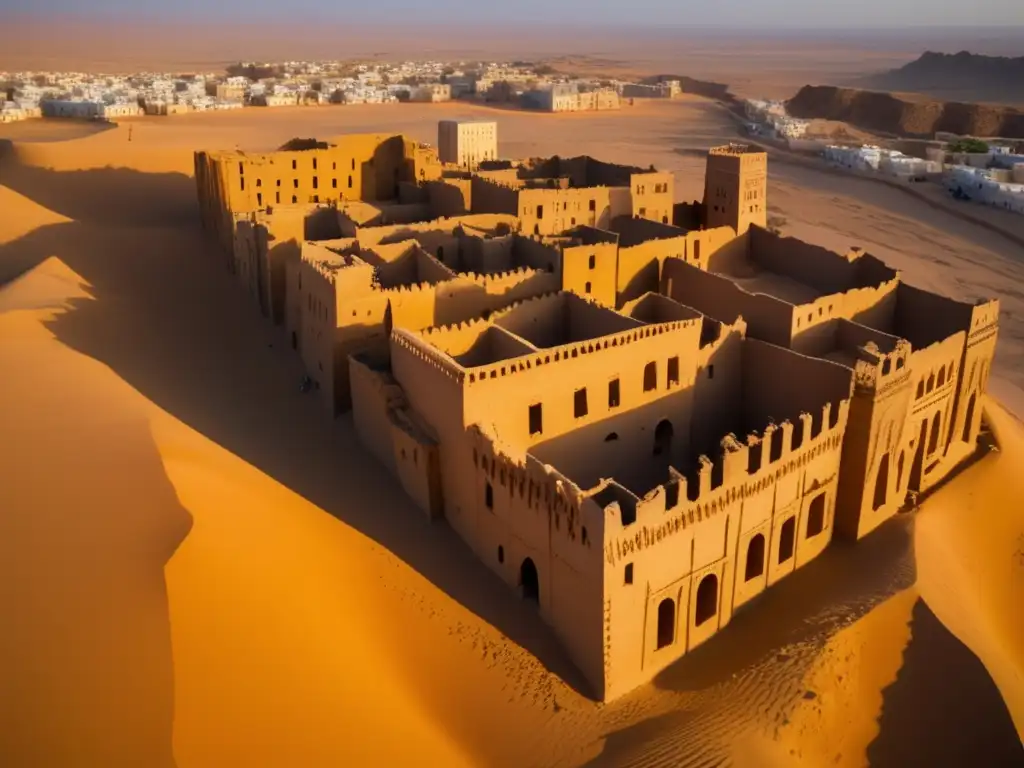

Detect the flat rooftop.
xmin=729 ymin=269 xmax=823 ymax=304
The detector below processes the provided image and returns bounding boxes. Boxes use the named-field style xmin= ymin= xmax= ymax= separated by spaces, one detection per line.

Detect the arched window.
xmin=962 ymin=393 xmax=977 ymax=443
xmin=520 ymin=558 xmax=539 ymax=603
xmin=873 ymin=453 xmax=890 ymax=510
xmin=653 ymin=419 xmax=673 ymax=457
xmin=745 ymin=534 xmax=765 ymax=581
xmin=695 ymin=574 xmax=718 ymax=627
xmin=806 ymin=493 xmax=826 ymax=537
xmin=928 ymin=412 xmax=942 ymax=454
xmin=937 ymin=367 xmax=946 ymax=387
xmin=656 ymin=598 xmax=675 ymax=649
xmin=927 ymin=373 xmax=935 ymax=393
xmin=916 ymin=381 xmax=924 ymax=399
xmin=778 ymin=517 xmax=795 ymax=564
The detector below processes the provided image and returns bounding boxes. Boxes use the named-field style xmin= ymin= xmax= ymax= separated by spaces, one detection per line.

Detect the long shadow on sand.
xmin=0 ymin=320 xmax=192 ymax=766
xmin=867 ymin=600 xmax=1024 ymax=767
xmin=0 ymin=163 xmax=589 ymax=695
xmin=0 ymin=139 xmax=197 ymax=228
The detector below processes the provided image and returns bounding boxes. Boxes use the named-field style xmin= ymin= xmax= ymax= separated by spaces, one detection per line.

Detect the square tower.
xmin=703 ymin=144 xmax=768 ymax=234
xmin=438 ymin=120 xmax=498 ymax=168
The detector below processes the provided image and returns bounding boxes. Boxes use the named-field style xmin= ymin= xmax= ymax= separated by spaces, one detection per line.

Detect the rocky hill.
xmin=865 ymin=51 xmax=1024 ymax=104
xmin=785 ymin=85 xmax=1024 ymax=140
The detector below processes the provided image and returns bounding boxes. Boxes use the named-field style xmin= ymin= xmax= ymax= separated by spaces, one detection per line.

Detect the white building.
xmin=437 ymin=120 xmax=498 ymax=167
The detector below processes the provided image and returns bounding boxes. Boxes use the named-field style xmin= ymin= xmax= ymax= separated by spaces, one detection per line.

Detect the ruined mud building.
xmin=194 ymin=133 xmax=999 ymax=702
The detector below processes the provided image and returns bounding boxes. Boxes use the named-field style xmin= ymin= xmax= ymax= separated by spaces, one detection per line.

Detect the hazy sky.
xmin=5 ymin=0 xmax=1024 ymax=27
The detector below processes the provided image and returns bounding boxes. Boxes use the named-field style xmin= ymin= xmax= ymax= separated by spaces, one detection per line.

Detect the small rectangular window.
xmin=574 ymin=388 xmax=588 ymax=418
xmin=291 ymin=159 xmax=297 ymax=170
xmin=589 ymin=199 xmax=596 ymax=212
xmin=624 ymin=563 xmax=633 ymax=585
xmin=608 ymin=378 xmax=620 ymax=408
xmin=529 ymin=403 xmax=543 ymax=435
xmin=240 ymin=177 xmax=245 ymax=190
xmin=584 ymin=281 xmax=592 ymax=294
xmin=485 ymin=481 xmax=493 ymax=510
xmin=643 ymin=362 xmax=657 ymax=392
xmin=332 ymin=178 xmax=337 ymax=188
xmin=536 ymin=204 xmax=544 ymax=219
xmin=708 ymin=364 xmax=715 ymax=379
xmin=589 ymin=254 xmax=596 ymax=269
xmin=667 ymin=357 xmax=679 ymax=387
xmin=313 ymin=176 xmax=318 ymax=189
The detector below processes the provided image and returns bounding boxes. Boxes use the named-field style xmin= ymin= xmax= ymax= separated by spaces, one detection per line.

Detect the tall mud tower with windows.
xmin=703 ymin=144 xmax=768 ymax=234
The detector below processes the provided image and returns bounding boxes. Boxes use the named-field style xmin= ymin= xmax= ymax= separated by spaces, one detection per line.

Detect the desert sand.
xmin=1 ymin=99 xmax=1022 ymax=767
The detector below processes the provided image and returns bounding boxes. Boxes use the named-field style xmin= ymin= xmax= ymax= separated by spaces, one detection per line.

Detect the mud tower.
xmin=703 ymin=144 xmax=768 ymax=234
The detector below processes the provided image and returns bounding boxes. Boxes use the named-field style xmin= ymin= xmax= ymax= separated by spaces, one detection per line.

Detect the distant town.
xmin=741 ymin=97 xmax=1024 ymax=216
xmin=0 ymin=58 xmax=690 ymax=123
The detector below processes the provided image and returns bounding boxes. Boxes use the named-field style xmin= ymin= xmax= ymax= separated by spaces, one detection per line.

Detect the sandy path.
xmin=1 ymin=109 xmax=1022 ymax=767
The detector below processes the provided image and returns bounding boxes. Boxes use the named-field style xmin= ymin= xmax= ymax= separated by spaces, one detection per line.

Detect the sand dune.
xmin=1 ymin=111 xmax=1022 ymax=767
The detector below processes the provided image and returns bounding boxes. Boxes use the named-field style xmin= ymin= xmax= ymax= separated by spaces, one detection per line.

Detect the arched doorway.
xmin=962 ymin=393 xmax=977 ymax=443
xmin=520 ymin=558 xmax=539 ymax=603
xmin=778 ymin=517 xmax=795 ymax=563
xmin=872 ymin=453 xmax=890 ymax=510
xmin=806 ymin=494 xmax=826 ymax=537
xmin=745 ymin=534 xmax=765 ymax=581
xmin=653 ymin=419 xmax=673 ymax=457
xmin=695 ymin=574 xmax=718 ymax=627
xmin=656 ymin=598 xmax=675 ymax=649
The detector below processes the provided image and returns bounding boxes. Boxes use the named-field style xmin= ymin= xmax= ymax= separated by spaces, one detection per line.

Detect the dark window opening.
xmin=240 ymin=177 xmax=245 ymax=190
xmin=520 ymin=558 xmax=539 ymax=603
xmin=605 ymin=432 xmax=618 ymax=442
xmin=536 ymin=204 xmax=544 ymax=219
xmin=928 ymin=413 xmax=941 ymax=454
xmin=624 ymin=563 xmax=633 ymax=584
xmin=256 ymin=192 xmax=262 ymax=206
xmin=574 ymin=388 xmax=588 ymax=418
xmin=312 ymin=176 xmax=318 ymax=189
xmin=962 ymin=393 xmax=977 ymax=443
xmin=656 ymin=598 xmax=675 ymax=649
xmin=806 ymin=493 xmax=825 ymax=537
xmin=778 ymin=517 xmax=795 ymax=563
xmin=707 ymin=364 xmax=715 ymax=379
xmin=695 ymin=574 xmax=718 ymax=627
xmin=348 ymin=175 xmax=353 ymax=189
xmin=589 ymin=254 xmax=596 ymax=269
xmin=485 ymin=481 xmax=493 ymax=510
xmin=585 ymin=281 xmax=592 ymax=294
xmin=498 ymin=546 xmax=504 ymax=563
xmin=667 ymin=356 xmax=679 ymax=387
xmin=291 ymin=159 xmax=296 ymax=170
xmin=916 ymin=381 xmax=924 ymax=399
xmin=653 ymin=419 xmax=673 ymax=457
xmin=608 ymin=378 xmax=620 ymax=408
xmin=275 ymin=191 xmax=281 ymax=204
xmin=589 ymin=199 xmax=596 ymax=212
xmin=529 ymin=403 xmax=543 ymax=435
xmin=745 ymin=534 xmax=765 ymax=581
xmin=291 ymin=195 xmax=297 ymax=203
xmin=332 ymin=178 xmax=337 ymax=188
xmin=312 ymin=157 xmax=317 ymax=170
xmin=643 ymin=362 xmax=657 ymax=392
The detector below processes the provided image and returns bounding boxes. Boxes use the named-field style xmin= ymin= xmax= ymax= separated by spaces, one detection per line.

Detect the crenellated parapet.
xmin=602 ymin=397 xmax=850 ymax=566
xmin=468 ymin=424 xmax=597 ymax=548
xmin=391 ymin=329 xmax=467 ymax=383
